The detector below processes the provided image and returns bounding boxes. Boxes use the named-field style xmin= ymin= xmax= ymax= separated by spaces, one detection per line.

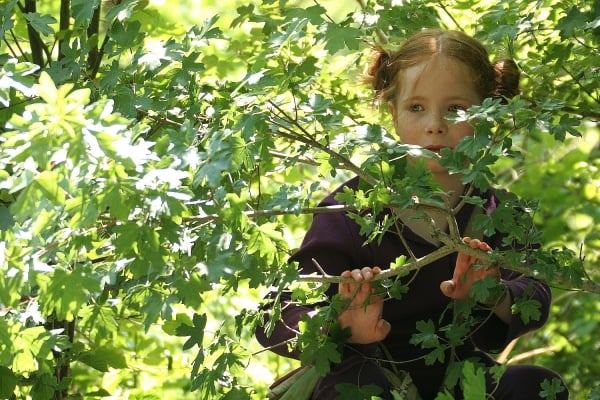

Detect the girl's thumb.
xmin=376 ymin=319 xmax=391 ymax=340
xmin=440 ymin=280 xmax=456 ymax=297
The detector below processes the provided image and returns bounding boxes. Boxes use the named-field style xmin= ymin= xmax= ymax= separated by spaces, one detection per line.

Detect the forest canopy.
xmin=0 ymin=0 xmax=599 ymax=399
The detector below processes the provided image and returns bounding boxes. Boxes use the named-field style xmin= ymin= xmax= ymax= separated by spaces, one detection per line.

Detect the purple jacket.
xmin=256 ymin=176 xmax=551 ymax=396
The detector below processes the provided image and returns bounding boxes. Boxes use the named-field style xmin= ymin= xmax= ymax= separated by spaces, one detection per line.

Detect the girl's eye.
xmin=448 ymin=104 xmax=467 ymax=113
xmin=409 ymin=104 xmax=424 ymax=112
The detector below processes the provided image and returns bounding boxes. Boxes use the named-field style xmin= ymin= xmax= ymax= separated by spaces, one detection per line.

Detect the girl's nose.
xmin=426 ymin=111 xmax=448 ymax=134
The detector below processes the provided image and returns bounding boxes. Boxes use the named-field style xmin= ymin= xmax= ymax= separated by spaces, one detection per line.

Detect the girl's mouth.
xmin=425 ymin=146 xmax=446 ymax=153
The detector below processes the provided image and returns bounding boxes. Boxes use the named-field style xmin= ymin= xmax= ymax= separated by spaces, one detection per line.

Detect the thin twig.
xmin=437 ymin=1 xmax=464 ymax=31
xmin=355 ymin=0 xmax=388 ymax=44
xmin=393 ymin=219 xmax=418 ymax=261
xmin=183 ymin=204 xmax=354 ymax=224
xmin=311 ymin=258 xmax=330 ymax=278
xmin=3 ymin=36 xmax=19 ymax=59
xmin=267 ymin=99 xmax=379 ymax=186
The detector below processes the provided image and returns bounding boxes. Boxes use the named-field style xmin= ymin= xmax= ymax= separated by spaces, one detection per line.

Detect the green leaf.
xmin=488 ymin=364 xmax=507 ymax=386
xmin=138 ymin=289 xmax=169 ymax=331
xmin=245 ymin=223 xmax=281 ymax=264
xmin=423 ymin=346 xmax=446 ymax=366
xmin=409 ymin=319 xmax=439 ymax=348
xmin=440 ymin=320 xmax=469 ymax=348
xmin=171 ymin=272 xmax=211 ymax=309
xmin=23 ymin=12 xmax=56 ymax=36
xmin=410 ymin=320 xmax=446 ymax=365
xmin=30 ymin=373 xmax=57 ymax=400
xmin=387 ymin=280 xmax=409 ymax=300
xmin=0 ymin=205 xmax=13 ymax=230
xmin=79 ymin=304 xmax=119 ymax=339
xmin=286 ymin=5 xmax=326 ymax=25
xmin=539 ymin=377 xmax=567 ymax=399
xmin=194 ymin=15 xmax=222 ymax=40
xmin=12 ymin=326 xmax=62 ymax=374
xmin=0 ymin=366 xmax=16 ymax=399
xmin=34 ymin=170 xmax=66 ymax=205
xmin=98 ymin=182 xmax=134 ymax=220
xmin=162 ymin=313 xmax=193 ymax=336
xmin=297 ymin=314 xmax=342 ymax=375
xmin=587 ymin=386 xmax=600 ymax=400
xmin=105 ymin=0 xmax=139 ymax=21
xmin=469 ymin=275 xmax=500 ymax=304
xmin=512 ymin=297 xmax=542 ymax=324
xmin=231 ymin=4 xmax=255 ymax=28
xmin=71 ymin=0 xmax=99 ymax=26
xmin=79 ymin=346 xmax=128 ymax=372
xmin=176 ymin=313 xmax=207 ymax=350
xmin=37 ymin=266 xmax=100 ymax=321
xmin=109 ymin=20 xmax=142 ymax=47
xmin=269 ymin=18 xmax=308 ymax=51
xmin=313 ymin=340 xmax=341 ymax=375
xmin=0 ymin=59 xmax=39 ymax=106
xmin=433 ymin=392 xmax=455 ymax=400
xmin=551 ymin=113 xmax=581 ymax=141
xmin=334 ymin=383 xmax=383 ymax=399
xmin=461 ymin=361 xmax=486 ymax=399
xmin=323 ymin=23 xmax=362 ymax=54
xmin=390 ymin=255 xmax=407 ymax=269
xmin=0 ymin=0 xmax=18 ymax=42
xmin=557 ymin=6 xmax=588 ymax=38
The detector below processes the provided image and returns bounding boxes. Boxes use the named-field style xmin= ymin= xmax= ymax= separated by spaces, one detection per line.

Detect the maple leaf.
xmin=176 ymin=313 xmax=207 ymax=350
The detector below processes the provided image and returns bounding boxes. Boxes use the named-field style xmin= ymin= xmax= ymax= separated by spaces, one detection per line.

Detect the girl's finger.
xmin=468 ymin=238 xmax=481 ymax=248
xmin=454 ymin=252 xmax=473 ymax=277
xmin=339 ymin=270 xmax=354 ymax=297
xmin=351 ymin=268 xmax=365 ymax=281
xmin=360 ymin=267 xmax=373 ymax=280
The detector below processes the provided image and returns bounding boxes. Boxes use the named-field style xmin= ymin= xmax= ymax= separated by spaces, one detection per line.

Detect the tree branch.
xmin=58 ymin=0 xmax=70 ymax=60
xmin=183 ymin=204 xmax=354 ymax=225
xmin=87 ymin=1 xmax=102 ymax=75
xmin=21 ymin=0 xmax=44 ymax=67
xmin=297 ymin=235 xmax=600 ymax=294
xmin=293 ymin=205 xmax=600 ymax=294
xmin=267 ymin=99 xmax=379 ymax=186
xmin=298 ymin=244 xmax=458 ymax=284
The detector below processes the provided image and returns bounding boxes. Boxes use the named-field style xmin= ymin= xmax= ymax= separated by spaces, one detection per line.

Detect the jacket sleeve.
xmin=255 ymin=186 xmax=367 ymax=359
xmin=255 ymin=291 xmax=313 ymax=359
xmin=470 ymin=269 xmax=551 ymax=353
xmin=469 ymin=189 xmax=552 ymax=352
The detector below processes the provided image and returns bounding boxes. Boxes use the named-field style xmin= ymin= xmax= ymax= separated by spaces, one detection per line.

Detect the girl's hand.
xmin=338 ymin=266 xmax=391 ymax=344
xmin=440 ymin=237 xmax=499 ymax=300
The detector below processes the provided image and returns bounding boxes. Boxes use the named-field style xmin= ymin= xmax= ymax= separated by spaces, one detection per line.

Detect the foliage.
xmin=0 ymin=0 xmax=599 ymax=399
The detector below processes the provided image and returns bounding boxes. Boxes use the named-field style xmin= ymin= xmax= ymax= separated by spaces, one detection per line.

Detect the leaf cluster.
xmin=0 ymin=0 xmax=599 ymax=398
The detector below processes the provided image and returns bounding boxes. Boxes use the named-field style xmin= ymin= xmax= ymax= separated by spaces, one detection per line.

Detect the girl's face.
xmin=389 ymin=56 xmax=481 ymax=174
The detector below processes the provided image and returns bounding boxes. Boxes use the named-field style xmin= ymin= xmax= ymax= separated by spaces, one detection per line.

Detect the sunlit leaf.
xmin=79 ymin=346 xmax=128 ymax=372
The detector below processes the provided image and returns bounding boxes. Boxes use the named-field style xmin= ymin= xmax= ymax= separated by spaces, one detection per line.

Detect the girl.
xmin=256 ymin=29 xmax=568 ymax=399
